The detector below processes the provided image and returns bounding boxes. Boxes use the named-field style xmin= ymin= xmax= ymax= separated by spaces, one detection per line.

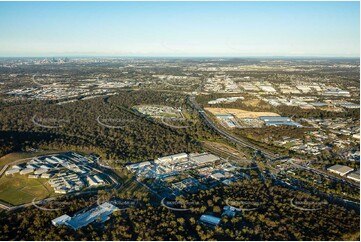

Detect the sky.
xmin=0 ymin=1 xmax=359 ymax=57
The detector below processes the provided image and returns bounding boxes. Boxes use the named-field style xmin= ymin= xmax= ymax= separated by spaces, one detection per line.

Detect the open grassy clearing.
xmin=0 ymin=150 xmax=60 ymax=167
xmin=0 ymin=173 xmax=55 ymax=205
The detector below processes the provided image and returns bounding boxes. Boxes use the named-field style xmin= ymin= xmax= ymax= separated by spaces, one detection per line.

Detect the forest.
xmin=0 ymin=178 xmax=358 ymax=241
xmin=0 ymin=90 xmax=220 ymax=163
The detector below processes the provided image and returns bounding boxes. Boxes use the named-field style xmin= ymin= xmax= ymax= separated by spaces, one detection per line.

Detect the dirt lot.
xmin=205 ymin=107 xmax=280 ymax=119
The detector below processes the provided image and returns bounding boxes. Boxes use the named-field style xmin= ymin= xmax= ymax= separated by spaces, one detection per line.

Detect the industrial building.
xmin=155 ymin=153 xmax=188 ymax=164
xmin=259 ymin=116 xmax=302 ymax=127
xmin=52 ymin=202 xmax=119 ymax=230
xmin=215 ymin=114 xmax=239 ymax=128
xmin=51 ymin=214 xmax=71 ymax=226
xmin=327 ymin=164 xmax=354 ymax=176
xmin=126 ymin=161 xmax=151 ymax=171
xmin=346 ymin=170 xmax=360 ymax=182
xmin=189 ymin=153 xmax=220 ymax=166
xmin=199 ymin=214 xmax=221 ymax=227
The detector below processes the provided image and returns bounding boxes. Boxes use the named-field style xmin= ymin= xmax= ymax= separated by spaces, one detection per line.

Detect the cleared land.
xmin=0 ymin=173 xmax=55 ymax=205
xmin=242 ymin=98 xmax=271 ymax=109
xmin=205 ymin=107 xmax=280 ymax=119
xmin=0 ymin=151 xmax=59 ymax=167
xmin=202 ymin=141 xmax=248 ymax=159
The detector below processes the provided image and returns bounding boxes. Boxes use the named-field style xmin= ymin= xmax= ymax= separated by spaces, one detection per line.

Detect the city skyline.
xmin=0 ymin=1 xmax=360 ymax=57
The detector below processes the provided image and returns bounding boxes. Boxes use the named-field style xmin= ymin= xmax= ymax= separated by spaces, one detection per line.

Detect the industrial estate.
xmin=0 ymin=56 xmax=359 ymax=241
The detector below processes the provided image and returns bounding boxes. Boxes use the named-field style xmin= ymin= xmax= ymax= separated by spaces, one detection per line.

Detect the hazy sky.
xmin=0 ymin=1 xmax=359 ymax=57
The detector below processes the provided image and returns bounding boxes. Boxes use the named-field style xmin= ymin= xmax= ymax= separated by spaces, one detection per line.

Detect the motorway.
xmin=287 ymin=159 xmax=360 ymax=188
xmin=188 ymin=96 xmax=280 ymax=160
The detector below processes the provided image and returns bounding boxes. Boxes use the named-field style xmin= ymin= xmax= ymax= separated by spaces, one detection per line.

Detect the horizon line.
xmin=0 ymin=55 xmax=359 ymax=59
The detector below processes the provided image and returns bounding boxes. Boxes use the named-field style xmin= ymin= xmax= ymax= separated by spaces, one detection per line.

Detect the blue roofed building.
xmin=259 ymin=116 xmax=302 ymax=127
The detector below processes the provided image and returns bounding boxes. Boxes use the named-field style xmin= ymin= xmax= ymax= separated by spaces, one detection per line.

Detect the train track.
xmin=188 ymin=96 xmax=279 ymax=160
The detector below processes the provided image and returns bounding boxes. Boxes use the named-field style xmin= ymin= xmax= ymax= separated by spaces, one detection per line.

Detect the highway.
xmin=188 ymin=96 xmax=279 ymax=160
xmin=287 ymin=159 xmax=360 ymax=188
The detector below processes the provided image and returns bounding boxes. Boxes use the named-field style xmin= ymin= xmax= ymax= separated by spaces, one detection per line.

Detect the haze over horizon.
xmin=0 ymin=1 xmax=359 ymax=57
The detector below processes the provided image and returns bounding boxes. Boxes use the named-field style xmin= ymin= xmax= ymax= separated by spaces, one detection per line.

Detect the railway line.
xmin=188 ymin=96 xmax=279 ymax=160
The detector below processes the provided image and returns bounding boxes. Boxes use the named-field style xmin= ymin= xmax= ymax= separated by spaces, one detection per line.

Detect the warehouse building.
xmin=346 ymin=170 xmax=360 ymax=182
xmin=52 ymin=202 xmax=119 ymax=230
xmin=126 ymin=161 xmax=151 ymax=171
xmin=155 ymin=153 xmax=188 ymax=164
xmin=327 ymin=164 xmax=354 ymax=176
xmin=51 ymin=214 xmax=71 ymax=226
xmin=259 ymin=116 xmax=302 ymax=127
xmin=199 ymin=214 xmax=221 ymax=227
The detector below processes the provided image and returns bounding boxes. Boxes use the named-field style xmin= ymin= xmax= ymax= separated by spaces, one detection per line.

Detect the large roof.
xmin=191 ymin=153 xmax=220 ymax=164
xmin=65 ymin=202 xmax=118 ymax=230
xmin=327 ymin=164 xmax=353 ymax=174
xmin=259 ymin=116 xmax=291 ymax=121
xmin=199 ymin=214 xmax=221 ymax=226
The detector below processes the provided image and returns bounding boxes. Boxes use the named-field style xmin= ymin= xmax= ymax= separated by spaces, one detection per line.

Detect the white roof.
xmin=52 ymin=214 xmax=71 ymax=226
xmin=126 ymin=161 xmax=151 ymax=169
xmin=5 ymin=168 xmax=21 ymax=175
xmin=327 ymin=164 xmax=353 ymax=174
xmin=211 ymin=172 xmax=225 ymax=180
xmin=34 ymin=168 xmax=49 ymax=175
xmin=171 ymin=153 xmax=188 ymax=160
xmin=347 ymin=170 xmax=360 ymax=181
xmin=191 ymin=153 xmax=219 ymax=164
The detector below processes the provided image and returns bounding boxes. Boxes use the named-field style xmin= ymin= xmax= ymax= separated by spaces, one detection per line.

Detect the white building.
xmin=20 ymin=168 xmax=34 ymax=175
xmin=52 ymin=214 xmax=71 ymax=226
xmin=5 ymin=168 xmax=20 ymax=176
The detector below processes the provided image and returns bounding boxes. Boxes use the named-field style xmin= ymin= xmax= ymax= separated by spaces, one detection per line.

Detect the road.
xmin=188 ymin=96 xmax=279 ymax=160
xmin=287 ymin=159 xmax=360 ymax=188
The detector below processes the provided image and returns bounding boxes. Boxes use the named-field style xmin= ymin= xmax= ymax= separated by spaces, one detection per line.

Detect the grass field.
xmin=0 ymin=173 xmax=55 ymax=205
xmin=0 ymin=150 xmax=59 ymax=167
xmin=205 ymin=107 xmax=280 ymax=119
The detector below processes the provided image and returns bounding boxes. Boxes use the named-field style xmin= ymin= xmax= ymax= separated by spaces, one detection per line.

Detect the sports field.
xmin=0 ymin=174 xmax=54 ymax=205
xmin=0 ymin=173 xmax=55 ymax=205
